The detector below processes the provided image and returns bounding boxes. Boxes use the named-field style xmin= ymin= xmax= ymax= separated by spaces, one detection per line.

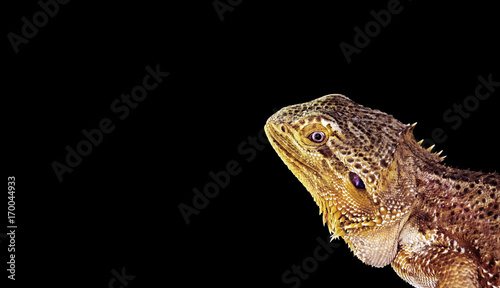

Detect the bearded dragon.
xmin=265 ymin=94 xmax=499 ymax=288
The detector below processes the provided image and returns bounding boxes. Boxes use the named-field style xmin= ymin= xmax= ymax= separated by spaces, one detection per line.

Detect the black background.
xmin=4 ymin=1 xmax=500 ymax=287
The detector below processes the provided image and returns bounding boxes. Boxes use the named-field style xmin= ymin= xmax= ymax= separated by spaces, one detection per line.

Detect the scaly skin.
xmin=265 ymin=94 xmax=499 ymax=287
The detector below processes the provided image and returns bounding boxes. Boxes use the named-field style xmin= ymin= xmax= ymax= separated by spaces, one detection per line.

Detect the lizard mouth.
xmin=265 ymin=123 xmax=382 ymax=238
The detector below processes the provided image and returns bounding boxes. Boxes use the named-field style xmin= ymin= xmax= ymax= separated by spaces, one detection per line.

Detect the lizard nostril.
xmin=281 ymin=125 xmax=286 ymax=133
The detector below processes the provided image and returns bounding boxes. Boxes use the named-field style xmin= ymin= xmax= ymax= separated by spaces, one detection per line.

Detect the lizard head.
xmin=265 ymin=94 xmax=439 ymax=267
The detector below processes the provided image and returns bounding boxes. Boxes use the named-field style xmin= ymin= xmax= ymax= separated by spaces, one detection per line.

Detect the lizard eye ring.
xmin=308 ymin=131 xmax=326 ymax=143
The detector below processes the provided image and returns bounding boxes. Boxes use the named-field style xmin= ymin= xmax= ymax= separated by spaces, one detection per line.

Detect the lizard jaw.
xmin=318 ymin=196 xmax=383 ymax=240
xmin=265 ymin=121 xmax=383 ymax=238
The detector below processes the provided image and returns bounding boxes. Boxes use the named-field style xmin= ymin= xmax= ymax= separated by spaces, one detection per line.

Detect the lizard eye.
xmin=349 ymin=172 xmax=365 ymax=189
xmin=308 ymin=131 xmax=326 ymax=143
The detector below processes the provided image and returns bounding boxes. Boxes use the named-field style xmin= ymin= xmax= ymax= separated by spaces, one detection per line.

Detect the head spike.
xmin=417 ymin=139 xmax=424 ymax=145
xmin=407 ymin=122 xmax=417 ymax=133
xmin=435 ymin=150 xmax=443 ymax=156
xmin=427 ymin=144 xmax=435 ymax=152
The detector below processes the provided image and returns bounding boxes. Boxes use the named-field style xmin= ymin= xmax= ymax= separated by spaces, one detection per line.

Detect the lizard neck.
xmin=398 ymin=134 xmax=497 ymax=205
xmin=404 ymin=144 xmax=500 ymax=271
xmin=412 ymin=154 xmax=498 ymax=207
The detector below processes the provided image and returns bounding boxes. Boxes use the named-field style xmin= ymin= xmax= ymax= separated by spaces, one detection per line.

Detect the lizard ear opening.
xmin=349 ymin=172 xmax=365 ymax=189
